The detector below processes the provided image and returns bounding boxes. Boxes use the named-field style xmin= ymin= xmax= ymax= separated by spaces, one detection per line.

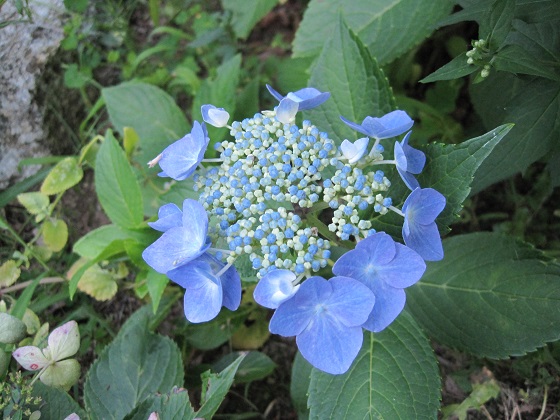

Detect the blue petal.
xmin=220 ymin=261 xmax=241 ymax=312
xmin=403 ymin=220 xmax=444 ymax=261
xmin=401 ymin=134 xmax=425 ymax=174
xmin=295 ymin=92 xmax=330 ymax=110
xmin=158 ymin=133 xmax=199 ymax=180
xmin=374 ymin=243 xmax=426 ymax=289
xmin=297 ymin=317 xmax=363 ymax=375
xmin=360 ymin=116 xmax=388 ymax=138
xmin=403 ymin=188 xmax=446 ymax=225
xmin=266 ymin=84 xmax=284 ymax=102
xmin=361 ymin=282 xmax=406 ymax=333
xmin=324 ymin=277 xmax=375 ymax=327
xmin=181 ymin=269 xmax=222 ymax=323
xmin=201 ymin=104 xmax=230 ymax=128
xmin=355 ymin=232 xmax=396 ymax=265
xmin=394 ymin=139 xmax=408 ymax=170
xmin=167 ymin=257 xmax=212 ymax=289
xmin=269 ymin=276 xmax=331 ymax=337
xmin=181 ymin=199 xmax=209 ymax=245
xmin=148 ymin=203 xmax=182 ymax=232
xmin=142 ymin=226 xmax=207 ymax=273
xmin=340 ymin=137 xmax=369 ymax=164
xmin=397 ymin=166 xmax=420 ymax=190
xmin=254 ymin=270 xmax=298 ymax=309
xmin=339 ymin=116 xmax=372 ymax=137
xmin=276 ymin=98 xmax=299 ymax=124
xmin=373 ymin=110 xmax=414 ymax=138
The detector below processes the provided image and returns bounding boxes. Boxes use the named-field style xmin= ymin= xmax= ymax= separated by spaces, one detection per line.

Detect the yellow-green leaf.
xmin=77 ymin=264 xmax=118 ymax=301
xmin=22 ymin=308 xmax=41 ymax=335
xmin=40 ymin=359 xmax=81 ymax=390
xmin=42 ymin=219 xmax=69 ymax=252
xmin=123 ymin=126 xmax=140 ymax=159
xmin=0 ymin=259 xmax=20 ymax=287
xmin=41 ymin=157 xmax=84 ymax=195
xmin=17 ymin=192 xmax=50 ymax=221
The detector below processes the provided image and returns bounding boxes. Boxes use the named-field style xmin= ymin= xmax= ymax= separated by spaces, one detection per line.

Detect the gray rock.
xmin=0 ymin=0 xmax=65 ymax=189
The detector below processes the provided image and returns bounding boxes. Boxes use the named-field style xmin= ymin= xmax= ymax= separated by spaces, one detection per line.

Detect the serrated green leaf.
xmin=307 ymin=312 xmax=440 ymax=419
xmin=40 ymin=157 xmax=83 ymax=195
xmin=303 ymin=16 xmax=396 ymax=145
xmin=293 ymin=0 xmax=453 ymax=65
xmin=420 ymin=52 xmax=477 ymax=83
xmin=212 ymin=351 xmax=276 ymax=383
xmin=407 ymin=232 xmax=560 ymax=358
xmin=31 ymin=382 xmax=87 ymax=420
xmin=16 ymin=192 xmax=50 ymax=217
xmin=197 ymin=353 xmax=246 ymax=419
xmin=372 ymin=125 xmax=511 ymax=238
xmin=470 ymin=72 xmax=560 ymax=192
xmin=221 ymin=0 xmax=279 ymax=39
xmin=0 ymin=259 xmax=20 ymax=287
xmin=95 ymin=130 xmax=144 ymax=229
xmin=102 ymin=82 xmax=190 ymax=165
xmin=42 ymin=218 xmax=68 ymax=252
xmin=84 ymin=306 xmax=184 ymax=419
xmin=124 ymin=388 xmax=196 ymax=420
xmin=480 ymin=0 xmax=516 ymax=47
xmin=192 ymin=54 xmax=242 ymax=146
xmin=494 ymin=19 xmax=560 ymax=81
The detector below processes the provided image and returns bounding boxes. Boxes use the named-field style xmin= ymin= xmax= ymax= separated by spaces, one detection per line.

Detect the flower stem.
xmin=389 ymin=205 xmax=405 ymax=217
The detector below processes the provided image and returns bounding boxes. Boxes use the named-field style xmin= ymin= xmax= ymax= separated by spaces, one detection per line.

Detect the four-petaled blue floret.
xmin=142 ymin=87 xmax=447 ymax=375
xmin=269 ymin=275 xmax=374 ymax=374
xmin=333 ymin=232 xmax=426 ymax=332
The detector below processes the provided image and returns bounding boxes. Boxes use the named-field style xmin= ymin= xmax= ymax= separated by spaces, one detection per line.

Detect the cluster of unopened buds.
xmin=143 ymin=85 xmax=446 ymax=374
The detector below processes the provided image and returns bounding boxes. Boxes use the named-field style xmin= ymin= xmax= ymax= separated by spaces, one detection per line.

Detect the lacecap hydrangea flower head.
xmin=142 ymin=85 xmax=446 ymax=375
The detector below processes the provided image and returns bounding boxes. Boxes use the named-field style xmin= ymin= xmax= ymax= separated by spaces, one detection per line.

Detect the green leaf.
xmin=197 ymin=354 xmax=246 ymax=419
xmin=372 ymin=125 xmax=511 ymax=237
xmin=479 ymin=0 xmax=516 ymax=47
xmin=290 ymin=352 xmax=312 ymax=420
xmin=212 ymin=351 xmax=276 ymax=383
xmin=221 ymin=0 xmax=279 ymax=39
xmin=407 ymin=232 xmax=560 ymax=358
xmin=441 ymin=380 xmax=500 ymax=420
xmin=185 ymin=307 xmax=248 ymax=350
xmin=123 ymin=126 xmax=140 ymax=158
xmin=494 ymin=20 xmax=560 ymax=81
xmin=40 ymin=157 xmax=83 ymax=195
xmin=293 ymin=0 xmax=453 ymax=65
xmin=102 ymin=82 xmax=190 ymax=165
xmin=0 ymin=259 xmax=21 ymax=287
xmin=0 ymin=313 xmax=27 ymax=344
xmin=84 ymin=306 xmax=184 ymax=419
xmin=95 ymin=130 xmax=144 ymax=229
xmin=421 ymin=124 xmax=513 ymax=227
xmin=73 ymin=224 xmax=136 ymax=259
xmin=31 ymin=382 xmax=87 ymax=420
xmin=307 ymin=312 xmax=440 ymax=419
xmin=470 ymin=73 xmax=560 ymax=192
xmin=16 ymin=192 xmax=49 ymax=217
xmin=192 ymin=54 xmax=242 ymax=145
xmin=303 ymin=17 xmax=396 ymax=145
xmin=420 ymin=52 xmax=477 ymax=83
xmin=124 ymin=388 xmax=196 ymax=420
xmin=42 ymin=218 xmax=68 ymax=252
xmin=77 ymin=264 xmax=118 ymax=301
xmin=146 ymin=270 xmax=168 ymax=314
